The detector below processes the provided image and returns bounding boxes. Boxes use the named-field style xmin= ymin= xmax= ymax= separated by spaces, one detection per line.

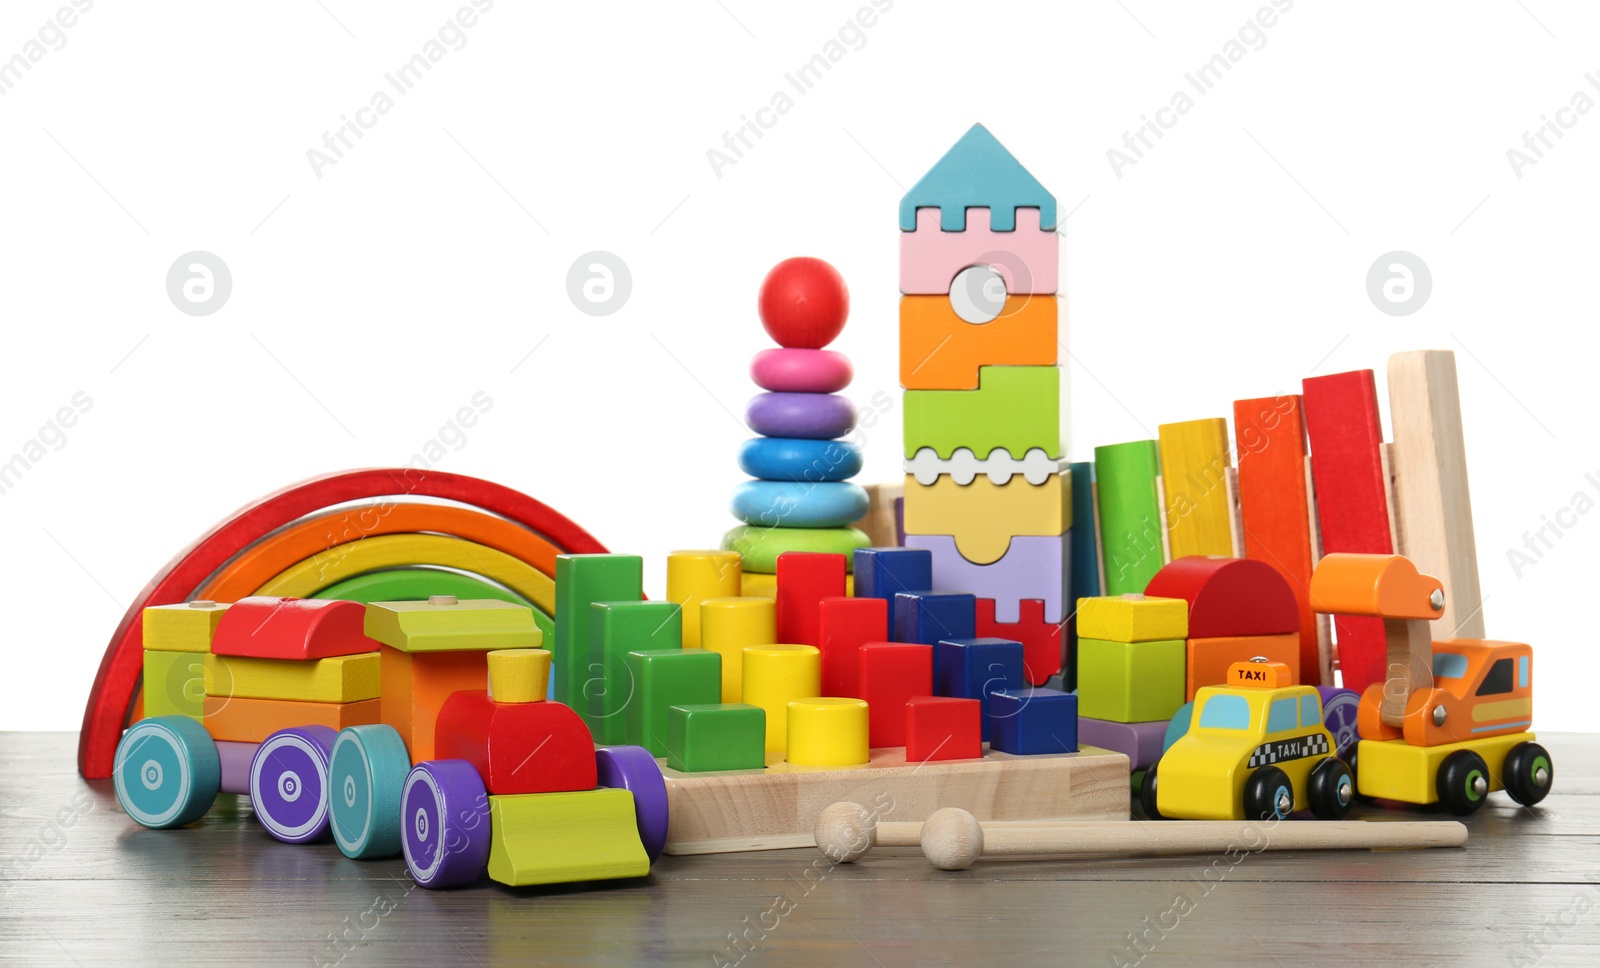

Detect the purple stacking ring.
xmin=250 ymin=725 xmax=337 ymax=844
xmin=746 ymin=392 xmax=857 ymax=440
xmin=401 ymin=759 xmax=491 ymax=889
xmin=595 ymin=745 xmax=670 ymax=863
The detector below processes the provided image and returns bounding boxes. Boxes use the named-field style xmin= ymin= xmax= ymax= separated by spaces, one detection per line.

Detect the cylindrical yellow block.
xmin=739 ymin=573 xmax=854 ymax=598
xmin=742 ymin=645 xmax=821 ymax=753
xmin=667 ymin=550 xmax=743 ymax=648
xmin=487 ymin=648 xmax=550 ymax=703
xmin=701 ymin=597 xmax=776 ymax=702
xmin=785 ymin=698 xmax=869 ymax=767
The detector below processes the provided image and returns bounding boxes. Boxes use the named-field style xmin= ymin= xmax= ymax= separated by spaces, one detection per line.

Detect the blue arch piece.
xmin=899 ymin=123 xmax=1057 ymax=232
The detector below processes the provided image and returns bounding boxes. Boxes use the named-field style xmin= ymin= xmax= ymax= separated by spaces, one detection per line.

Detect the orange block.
xmin=899 ymin=294 xmax=1056 ymax=390
xmin=201 ymin=695 xmax=380 ymax=743
xmin=380 ymin=645 xmax=490 ymax=761
xmin=1186 ymin=633 xmax=1299 ymax=700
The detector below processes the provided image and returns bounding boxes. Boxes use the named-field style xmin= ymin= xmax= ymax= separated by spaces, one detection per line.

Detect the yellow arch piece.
xmin=256 ymin=533 xmax=556 ymax=616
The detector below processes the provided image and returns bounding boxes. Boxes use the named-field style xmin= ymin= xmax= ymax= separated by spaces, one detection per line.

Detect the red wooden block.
xmin=1144 ymin=557 xmax=1299 ymax=638
xmin=210 ymin=597 xmax=380 ymax=660
xmin=975 ymin=598 xmax=1063 ymax=686
xmin=434 ymin=691 xmax=597 ymax=795
xmin=905 ymin=696 xmax=982 ymax=762
xmin=1301 ymin=370 xmax=1394 ymax=694
xmin=1234 ymin=395 xmax=1320 ymax=685
xmin=816 ymin=596 xmax=887 ymax=698
xmin=775 ymin=552 xmax=847 ymax=647
xmin=857 ymin=643 xmax=933 ymax=748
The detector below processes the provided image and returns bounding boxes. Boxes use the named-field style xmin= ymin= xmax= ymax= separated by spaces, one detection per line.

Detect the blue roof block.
xmin=899 ymin=123 xmax=1056 ymax=233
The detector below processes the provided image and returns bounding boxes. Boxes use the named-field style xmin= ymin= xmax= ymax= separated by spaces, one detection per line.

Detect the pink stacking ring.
xmin=750 ymin=348 xmax=853 ymax=394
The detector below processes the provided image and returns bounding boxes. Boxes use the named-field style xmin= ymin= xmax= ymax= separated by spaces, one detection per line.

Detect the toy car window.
xmin=1199 ymin=695 xmax=1250 ymax=730
xmin=1268 ymin=697 xmax=1297 ymax=733
xmin=1476 ymin=658 xmax=1514 ymax=697
xmin=1433 ymin=653 xmax=1469 ymax=679
xmin=1300 ymin=695 xmax=1319 ymax=727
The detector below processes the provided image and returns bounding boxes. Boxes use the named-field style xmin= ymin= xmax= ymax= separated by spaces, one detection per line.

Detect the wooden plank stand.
xmin=659 ymin=744 xmax=1131 ymax=855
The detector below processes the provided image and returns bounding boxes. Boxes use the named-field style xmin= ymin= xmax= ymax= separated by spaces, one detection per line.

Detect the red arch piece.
xmin=79 ymin=468 xmax=607 ymax=778
xmin=1143 ymin=556 xmax=1300 ymax=639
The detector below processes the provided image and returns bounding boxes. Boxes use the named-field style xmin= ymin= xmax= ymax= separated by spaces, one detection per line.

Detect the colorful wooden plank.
xmin=1302 ymin=370 xmax=1394 ymax=693
xmin=1233 ymin=394 xmax=1321 ymax=684
xmin=1157 ymin=418 xmax=1235 ymax=559
xmin=1093 ymin=440 xmax=1165 ymax=595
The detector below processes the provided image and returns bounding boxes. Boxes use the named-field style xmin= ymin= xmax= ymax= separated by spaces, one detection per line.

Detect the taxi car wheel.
xmin=1437 ymin=749 xmax=1491 ymax=815
xmin=1139 ymin=760 xmax=1167 ymax=820
xmin=1308 ymin=757 xmax=1355 ymax=820
xmin=1502 ymin=742 xmax=1553 ymax=807
xmin=1243 ymin=766 xmax=1294 ymax=821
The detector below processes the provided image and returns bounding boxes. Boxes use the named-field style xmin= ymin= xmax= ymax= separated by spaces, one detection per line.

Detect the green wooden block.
xmin=903 ymin=365 xmax=1060 ymax=460
xmin=667 ymin=703 xmax=767 ymax=773
xmin=1094 ymin=440 xmax=1165 ymax=594
xmin=486 ymin=789 xmax=650 ymax=887
xmin=591 ymin=601 xmax=684 ymax=745
xmin=624 ymin=649 xmax=721 ymax=757
xmin=554 ymin=554 xmax=642 ymax=713
xmin=143 ymin=649 xmax=205 ymax=721
xmin=1076 ymin=637 xmax=1185 ymax=724
xmin=362 ymin=599 xmax=541 ymax=653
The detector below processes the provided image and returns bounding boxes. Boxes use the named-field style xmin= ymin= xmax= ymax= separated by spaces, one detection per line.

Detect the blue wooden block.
xmin=893 ymin=591 xmax=975 ymax=646
xmin=854 ymin=548 xmax=933 ymax=604
xmin=988 ymin=688 xmax=1078 ymax=755
xmin=898 ymin=123 xmax=1057 ymax=232
xmin=933 ymin=637 xmax=1025 ymax=741
xmin=1067 ymin=461 xmax=1101 ymax=692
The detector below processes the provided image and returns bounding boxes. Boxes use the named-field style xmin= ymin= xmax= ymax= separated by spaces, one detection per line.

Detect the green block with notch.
xmin=554 ymin=554 xmax=643 ymax=715
xmin=591 ymin=601 xmax=684 ymax=745
xmin=624 ymin=649 xmax=721 ymax=757
xmin=903 ymin=365 xmax=1060 ymax=460
xmin=1076 ymin=636 xmax=1185 ymax=724
xmin=667 ymin=703 xmax=767 ymax=773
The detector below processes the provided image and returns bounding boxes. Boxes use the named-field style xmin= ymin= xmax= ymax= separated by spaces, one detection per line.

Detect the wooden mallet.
xmin=814 ymin=802 xmax=1468 ymax=870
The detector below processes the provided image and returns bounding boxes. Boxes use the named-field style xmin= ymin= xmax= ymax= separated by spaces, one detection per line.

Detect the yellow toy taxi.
xmin=1141 ymin=660 xmax=1354 ymax=822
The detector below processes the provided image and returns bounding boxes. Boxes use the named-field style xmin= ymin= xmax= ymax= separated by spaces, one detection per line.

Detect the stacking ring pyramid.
xmin=79 ymin=468 xmax=607 ymax=778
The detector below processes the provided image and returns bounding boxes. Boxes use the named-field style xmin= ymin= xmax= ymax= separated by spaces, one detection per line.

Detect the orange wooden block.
xmin=1185 ymin=633 xmax=1299 ymax=699
xmin=379 ymin=645 xmax=490 ymax=761
xmin=201 ymin=695 xmax=381 ymax=743
xmin=899 ymin=294 xmax=1056 ymax=390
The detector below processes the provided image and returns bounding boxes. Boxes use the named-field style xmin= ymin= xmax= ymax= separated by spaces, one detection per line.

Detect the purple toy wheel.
xmin=595 ymin=745 xmax=669 ymax=863
xmin=1317 ymin=686 xmax=1362 ymax=759
xmin=401 ymin=760 xmax=490 ymax=889
xmin=250 ymin=726 xmax=337 ymax=844
xmin=745 ymin=392 xmax=857 ymax=440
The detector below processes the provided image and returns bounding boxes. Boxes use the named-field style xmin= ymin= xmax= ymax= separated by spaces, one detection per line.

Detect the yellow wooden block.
xmin=487 ymin=648 xmax=550 ymax=703
xmin=740 ymin=573 xmax=853 ymax=597
xmin=142 ymin=601 xmax=229 ymax=653
xmin=363 ymin=598 xmax=542 ymax=653
xmin=1158 ymin=418 xmax=1235 ymax=558
xmin=486 ymin=789 xmax=650 ymax=886
xmin=785 ymin=698 xmax=869 ymax=767
xmin=203 ymin=652 xmax=380 ymax=703
xmin=1076 ymin=594 xmax=1189 ymax=643
xmin=902 ymin=473 xmax=1070 ymax=565
xmin=742 ymin=645 xmax=821 ymax=753
xmin=700 ymin=598 xmax=776 ymax=703
xmin=666 ymin=550 xmax=742 ymax=648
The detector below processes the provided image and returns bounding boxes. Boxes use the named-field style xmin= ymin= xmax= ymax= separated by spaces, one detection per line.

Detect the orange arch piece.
xmin=198 ymin=503 xmax=560 ymax=604
xmin=1309 ymin=553 xmax=1444 ymax=621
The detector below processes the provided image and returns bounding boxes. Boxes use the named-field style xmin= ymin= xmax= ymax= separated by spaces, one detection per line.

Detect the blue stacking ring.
xmin=738 ymin=437 xmax=863 ymax=483
xmin=731 ymin=480 xmax=870 ymax=528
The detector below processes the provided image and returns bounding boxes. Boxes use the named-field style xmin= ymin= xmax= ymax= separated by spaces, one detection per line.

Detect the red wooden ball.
xmin=758 ymin=257 xmax=849 ymax=349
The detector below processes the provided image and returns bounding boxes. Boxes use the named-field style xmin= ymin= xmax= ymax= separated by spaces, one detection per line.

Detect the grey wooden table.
xmin=3 ymin=732 xmax=1598 ymax=967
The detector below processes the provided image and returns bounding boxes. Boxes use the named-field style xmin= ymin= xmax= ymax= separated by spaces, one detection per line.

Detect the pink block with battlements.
xmin=904 ymin=532 xmax=1069 ymax=625
xmin=900 ymin=207 xmax=1059 ymax=296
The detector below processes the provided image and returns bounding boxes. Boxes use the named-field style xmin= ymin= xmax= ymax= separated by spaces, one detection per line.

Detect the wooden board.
xmin=1301 ymin=371 xmax=1393 ymax=693
xmin=1156 ymin=418 xmax=1234 ymax=559
xmin=1387 ymin=350 xmax=1485 ymax=639
xmin=659 ymin=745 xmax=1130 ymax=854
xmin=1233 ymin=394 xmax=1322 ymax=684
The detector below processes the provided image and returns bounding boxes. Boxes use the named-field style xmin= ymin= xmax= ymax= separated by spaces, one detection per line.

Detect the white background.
xmin=1 ymin=1 xmax=1595 ymax=732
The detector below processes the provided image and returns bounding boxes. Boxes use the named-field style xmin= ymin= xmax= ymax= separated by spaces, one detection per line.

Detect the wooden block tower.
xmin=898 ymin=124 xmax=1069 ymax=684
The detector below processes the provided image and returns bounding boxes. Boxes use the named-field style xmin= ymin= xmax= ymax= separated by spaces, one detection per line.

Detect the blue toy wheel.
xmin=329 ymin=724 xmax=411 ymax=859
xmin=114 ymin=716 xmax=221 ymax=829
